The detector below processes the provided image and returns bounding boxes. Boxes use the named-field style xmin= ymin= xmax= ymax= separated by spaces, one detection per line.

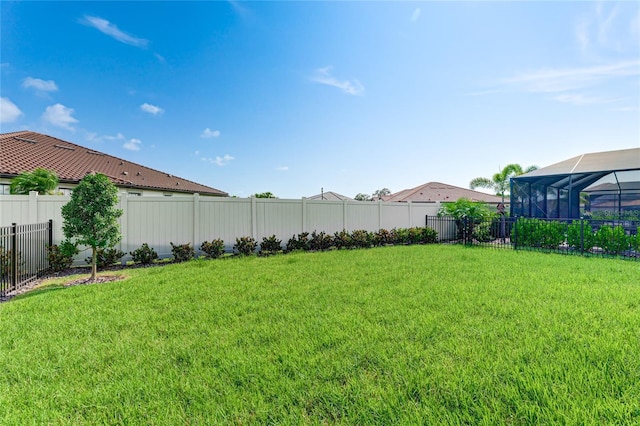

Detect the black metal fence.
xmin=1 ymin=220 xmax=53 ymax=297
xmin=426 ymin=215 xmax=640 ymax=261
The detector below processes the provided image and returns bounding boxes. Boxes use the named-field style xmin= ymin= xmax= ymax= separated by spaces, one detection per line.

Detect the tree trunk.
xmin=91 ymin=246 xmax=97 ymax=282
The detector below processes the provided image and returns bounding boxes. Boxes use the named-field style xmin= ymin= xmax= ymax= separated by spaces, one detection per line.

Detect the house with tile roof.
xmin=382 ymin=182 xmax=503 ymax=204
xmin=306 ymin=191 xmax=353 ymax=201
xmin=0 ymin=131 xmax=228 ymax=197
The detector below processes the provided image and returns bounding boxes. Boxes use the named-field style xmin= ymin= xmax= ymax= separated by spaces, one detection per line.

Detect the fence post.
xmin=28 ymin=191 xmax=38 ymax=224
xmin=462 ymin=216 xmax=467 ymax=244
xmin=11 ymin=223 xmax=17 ymax=290
xmin=193 ymin=193 xmax=200 ymax=255
xmin=48 ymin=219 xmax=53 ymax=248
xmin=251 ymin=197 xmax=258 ymax=240
xmin=513 ymin=216 xmax=518 ymax=249
xmin=343 ymin=200 xmax=348 ymax=231
xmin=302 ymin=197 xmax=307 ymax=233
xmin=579 ymin=217 xmax=584 ymax=254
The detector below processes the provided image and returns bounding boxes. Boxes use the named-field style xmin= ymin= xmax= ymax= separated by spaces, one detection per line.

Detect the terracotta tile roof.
xmin=0 ymin=131 xmax=228 ymax=196
xmin=383 ymin=182 xmax=503 ymax=203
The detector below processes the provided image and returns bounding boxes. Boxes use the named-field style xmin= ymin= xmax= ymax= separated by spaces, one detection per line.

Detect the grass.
xmin=1 ymin=245 xmax=640 ymax=425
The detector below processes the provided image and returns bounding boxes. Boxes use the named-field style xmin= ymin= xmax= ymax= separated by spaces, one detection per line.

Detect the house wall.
xmin=0 ymin=194 xmax=443 ymax=262
xmin=0 ymin=178 xmax=206 ymax=197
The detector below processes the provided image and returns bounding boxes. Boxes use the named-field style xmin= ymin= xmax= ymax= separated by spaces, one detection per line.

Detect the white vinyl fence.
xmin=0 ymin=193 xmax=442 ymax=261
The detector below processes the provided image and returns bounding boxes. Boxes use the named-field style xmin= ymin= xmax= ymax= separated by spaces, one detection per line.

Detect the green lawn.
xmin=1 ymin=245 xmax=639 ymax=425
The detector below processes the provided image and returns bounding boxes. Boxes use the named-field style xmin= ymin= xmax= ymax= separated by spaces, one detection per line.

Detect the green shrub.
xmin=596 ymin=225 xmax=629 ymax=255
xmin=0 ymin=247 xmax=23 ymax=279
xmin=170 ymin=242 xmax=195 ymax=262
xmin=566 ymin=221 xmax=596 ymax=251
xmin=391 ymin=228 xmax=410 ymax=245
xmin=350 ymin=230 xmax=372 ymax=249
xmin=130 ymin=243 xmax=159 ymax=264
xmin=333 ymin=230 xmax=352 ymax=249
xmin=514 ymin=218 xmax=565 ymax=249
xmin=86 ymin=248 xmax=125 ymax=268
xmin=47 ymin=240 xmax=79 ymax=271
xmin=259 ymin=235 xmax=282 ymax=256
xmin=234 ymin=237 xmax=257 ymax=256
xmin=286 ymin=232 xmax=309 ymax=252
xmin=200 ymin=239 xmax=225 ymax=259
xmin=374 ymin=228 xmax=393 ymax=246
xmin=309 ymin=231 xmax=333 ymax=251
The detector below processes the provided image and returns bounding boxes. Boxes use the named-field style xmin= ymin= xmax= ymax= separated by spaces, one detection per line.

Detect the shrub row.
xmin=514 ymin=218 xmax=640 ymax=255
xmin=43 ymin=227 xmax=439 ymax=271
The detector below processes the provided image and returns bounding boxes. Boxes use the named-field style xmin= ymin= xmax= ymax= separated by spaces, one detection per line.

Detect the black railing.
xmin=1 ymin=220 xmax=53 ymax=297
xmin=426 ymin=215 xmax=639 ymax=261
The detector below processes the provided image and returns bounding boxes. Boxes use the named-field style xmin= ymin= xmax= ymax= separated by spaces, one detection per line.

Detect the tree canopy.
xmin=9 ymin=168 xmax=59 ymax=195
xmin=61 ymin=173 xmax=122 ymax=281
xmin=470 ymin=164 xmax=538 ymax=202
xmin=253 ymin=192 xmax=277 ymax=198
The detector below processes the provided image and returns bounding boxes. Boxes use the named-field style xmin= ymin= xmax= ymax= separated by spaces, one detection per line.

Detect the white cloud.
xmin=104 ymin=133 xmax=126 ymax=141
xmin=123 ymin=138 xmax=142 ymax=151
xmin=154 ymin=53 xmax=166 ymax=64
xmin=202 ymin=154 xmax=234 ymax=166
xmin=194 ymin=150 xmax=200 ymax=156
xmin=505 ymin=60 xmax=640 ymax=93
xmin=201 ymin=128 xmax=221 ymax=138
xmin=0 ymin=97 xmax=23 ymax=123
xmin=42 ymin=103 xmax=78 ymax=130
xmin=276 ymin=166 xmax=289 ymax=171
xmin=311 ymin=66 xmax=365 ymax=96
xmin=411 ymin=8 xmax=421 ymax=23
xmin=81 ymin=15 xmax=148 ymax=48
xmin=552 ymin=93 xmax=619 ymax=106
xmin=140 ymin=103 xmax=164 ymax=115
xmin=22 ymin=77 xmax=58 ymax=92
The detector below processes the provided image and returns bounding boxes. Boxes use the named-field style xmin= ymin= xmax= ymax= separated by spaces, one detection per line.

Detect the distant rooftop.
xmin=384 ymin=182 xmax=503 ymax=203
xmin=0 ymin=131 xmax=228 ymax=196
xmin=306 ymin=191 xmax=353 ymax=201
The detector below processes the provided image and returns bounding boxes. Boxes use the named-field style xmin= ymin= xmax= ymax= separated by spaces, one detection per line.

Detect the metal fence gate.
xmin=0 ymin=220 xmax=53 ymax=297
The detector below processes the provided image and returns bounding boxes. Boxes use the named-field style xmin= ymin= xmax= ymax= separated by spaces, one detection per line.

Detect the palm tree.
xmin=9 ymin=168 xmax=59 ymax=195
xmin=470 ymin=164 xmax=538 ymax=202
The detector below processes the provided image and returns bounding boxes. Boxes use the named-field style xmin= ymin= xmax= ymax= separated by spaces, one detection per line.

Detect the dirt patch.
xmin=63 ymin=274 xmax=126 ymax=287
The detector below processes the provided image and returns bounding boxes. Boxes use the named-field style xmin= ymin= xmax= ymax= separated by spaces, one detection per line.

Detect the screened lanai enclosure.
xmin=510 ymin=148 xmax=640 ymax=219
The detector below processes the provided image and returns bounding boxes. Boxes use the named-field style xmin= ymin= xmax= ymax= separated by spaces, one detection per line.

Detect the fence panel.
xmin=0 ymin=221 xmax=52 ymax=297
xmin=1 ymin=194 xmax=448 ymax=261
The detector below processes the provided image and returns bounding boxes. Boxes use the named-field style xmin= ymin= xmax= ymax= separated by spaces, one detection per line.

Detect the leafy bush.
xmin=374 ymin=228 xmax=393 ymax=246
xmin=170 ymin=242 xmax=195 ymax=262
xmin=286 ymin=232 xmax=309 ymax=252
xmin=439 ymin=198 xmax=492 ymax=242
xmin=259 ymin=235 xmax=282 ymax=256
xmin=86 ymin=248 xmax=125 ymax=268
xmin=234 ymin=237 xmax=257 ymax=256
xmin=596 ymin=225 xmax=628 ymax=254
xmin=0 ymin=247 xmax=22 ymax=279
xmin=333 ymin=230 xmax=352 ymax=249
xmin=130 ymin=243 xmax=159 ymax=265
xmin=566 ymin=221 xmax=596 ymax=251
xmin=350 ymin=230 xmax=372 ymax=249
xmin=309 ymin=231 xmax=333 ymax=251
xmin=200 ymin=239 xmax=225 ymax=259
xmin=514 ymin=218 xmax=565 ymax=249
xmin=47 ymin=240 xmax=79 ymax=271
xmin=419 ymin=227 xmax=439 ymax=244
xmin=391 ymin=228 xmax=410 ymax=245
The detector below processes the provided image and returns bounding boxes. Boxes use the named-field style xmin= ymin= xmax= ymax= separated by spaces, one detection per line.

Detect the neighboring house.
xmin=382 ymin=182 xmax=503 ymax=204
xmin=306 ymin=191 xmax=353 ymax=201
xmin=0 ymin=131 xmax=228 ymax=197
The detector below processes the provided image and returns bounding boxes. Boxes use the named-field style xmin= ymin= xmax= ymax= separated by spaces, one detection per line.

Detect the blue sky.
xmin=1 ymin=1 xmax=638 ymax=198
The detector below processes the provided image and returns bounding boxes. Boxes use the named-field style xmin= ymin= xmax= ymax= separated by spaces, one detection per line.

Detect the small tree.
xmin=10 ymin=168 xmax=59 ymax=195
xmin=61 ymin=173 xmax=122 ymax=281
xmin=253 ymin=192 xmax=277 ymax=198
xmin=354 ymin=193 xmax=372 ymax=201
xmin=373 ymin=188 xmax=391 ymax=199
xmin=470 ymin=164 xmax=538 ymax=202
